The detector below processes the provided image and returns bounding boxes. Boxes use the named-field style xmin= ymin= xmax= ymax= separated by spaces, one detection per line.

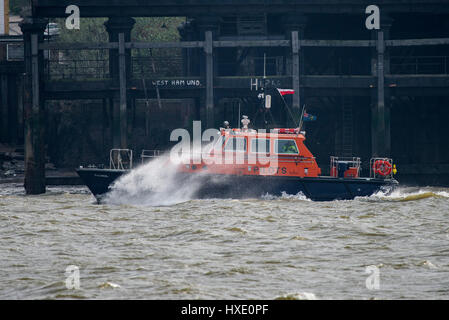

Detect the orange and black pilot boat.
xmin=76 ymin=118 xmax=399 ymax=202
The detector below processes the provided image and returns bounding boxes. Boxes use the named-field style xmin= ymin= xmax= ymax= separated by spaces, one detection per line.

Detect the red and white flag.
xmin=277 ymin=89 xmax=295 ymax=96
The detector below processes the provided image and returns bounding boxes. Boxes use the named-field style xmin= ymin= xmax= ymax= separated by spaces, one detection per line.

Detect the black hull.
xmin=76 ymin=168 xmax=126 ymax=198
xmin=76 ymin=168 xmax=399 ymax=202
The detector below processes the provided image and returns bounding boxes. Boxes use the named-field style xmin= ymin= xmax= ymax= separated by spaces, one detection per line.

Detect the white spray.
xmin=103 ymin=152 xmax=208 ymax=206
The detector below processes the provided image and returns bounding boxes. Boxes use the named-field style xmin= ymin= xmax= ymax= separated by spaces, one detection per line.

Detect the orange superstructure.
xmin=179 ymin=128 xmax=322 ymax=178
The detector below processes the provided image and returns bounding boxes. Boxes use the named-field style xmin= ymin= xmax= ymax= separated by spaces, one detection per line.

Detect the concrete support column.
xmin=291 ymin=31 xmax=300 ymax=111
xmin=371 ymin=16 xmax=393 ymax=157
xmin=283 ymin=14 xmax=307 ymax=112
xmin=118 ymin=33 xmax=128 ymax=149
xmin=382 ymin=17 xmax=394 ymax=157
xmin=104 ymin=17 xmax=135 ymax=149
xmin=104 ymin=17 xmax=135 ymax=81
xmin=20 ymin=17 xmax=48 ymax=195
xmin=204 ymin=30 xmax=214 ymax=128
xmin=376 ymin=30 xmax=386 ymax=157
xmin=197 ymin=15 xmax=220 ymax=128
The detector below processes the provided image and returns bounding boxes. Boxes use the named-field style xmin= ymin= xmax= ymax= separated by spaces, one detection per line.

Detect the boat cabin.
xmin=108 ymin=117 xmax=392 ymax=181
xmin=182 ymin=127 xmax=323 ymax=178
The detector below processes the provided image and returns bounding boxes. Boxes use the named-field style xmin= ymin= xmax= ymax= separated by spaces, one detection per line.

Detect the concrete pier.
xmin=0 ymin=1 xmax=447 ymax=191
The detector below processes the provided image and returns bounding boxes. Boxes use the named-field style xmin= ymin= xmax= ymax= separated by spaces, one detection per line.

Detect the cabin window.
xmin=224 ymin=137 xmax=247 ymax=152
xmin=275 ymin=139 xmax=299 ymax=155
xmin=250 ymin=139 xmax=271 ymax=154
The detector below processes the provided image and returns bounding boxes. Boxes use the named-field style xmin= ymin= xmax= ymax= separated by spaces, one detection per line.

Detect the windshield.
xmin=275 ymin=139 xmax=299 ymax=155
xmin=224 ymin=137 xmax=247 ymax=152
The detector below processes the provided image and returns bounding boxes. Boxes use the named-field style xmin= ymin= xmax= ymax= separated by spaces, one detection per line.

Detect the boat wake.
xmin=262 ymin=191 xmax=311 ymax=201
xmin=101 ymin=150 xmax=448 ymax=206
xmin=359 ymin=187 xmax=449 ymax=202
xmin=102 ymin=153 xmax=207 ymax=206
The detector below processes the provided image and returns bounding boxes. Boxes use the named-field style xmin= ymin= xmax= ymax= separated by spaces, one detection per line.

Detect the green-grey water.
xmin=0 ymin=182 xmax=448 ymax=300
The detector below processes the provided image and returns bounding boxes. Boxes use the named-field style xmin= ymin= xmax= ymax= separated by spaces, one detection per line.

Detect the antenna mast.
xmin=263 ymin=53 xmax=267 ymax=80
xmin=298 ymin=105 xmax=306 ymax=130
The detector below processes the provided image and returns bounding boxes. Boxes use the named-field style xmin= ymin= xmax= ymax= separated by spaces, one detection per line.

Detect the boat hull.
xmin=76 ymin=168 xmax=398 ymax=202
xmin=76 ymin=168 xmax=126 ymax=198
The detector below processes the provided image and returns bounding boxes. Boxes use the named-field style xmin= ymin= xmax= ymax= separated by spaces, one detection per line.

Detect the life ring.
xmin=373 ymin=160 xmax=392 ymax=176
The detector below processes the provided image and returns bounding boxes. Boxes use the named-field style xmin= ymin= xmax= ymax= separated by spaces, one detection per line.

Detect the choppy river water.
xmin=0 ymin=182 xmax=448 ymax=300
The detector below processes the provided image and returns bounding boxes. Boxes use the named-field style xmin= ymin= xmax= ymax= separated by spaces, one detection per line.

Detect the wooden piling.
xmin=21 ymin=18 xmax=47 ymax=195
xmin=112 ymin=98 xmax=120 ymax=149
xmin=377 ymin=30 xmax=386 ymax=156
xmin=292 ymin=31 xmax=300 ymax=111
xmin=205 ymin=30 xmax=214 ymax=128
xmin=118 ymin=32 xmax=127 ymax=149
xmin=104 ymin=18 xmax=135 ymax=150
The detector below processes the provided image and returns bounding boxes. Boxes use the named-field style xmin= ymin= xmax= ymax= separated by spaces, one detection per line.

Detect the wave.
xmin=360 ymin=187 xmax=449 ymax=202
xmin=275 ymin=292 xmax=317 ymax=300
xmin=262 ymin=191 xmax=311 ymax=201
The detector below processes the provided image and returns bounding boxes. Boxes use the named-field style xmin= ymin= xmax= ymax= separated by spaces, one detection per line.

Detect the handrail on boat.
xmin=141 ymin=150 xmax=162 ymax=164
xmin=110 ymin=149 xmax=133 ymax=170
xmin=330 ymin=156 xmax=361 ymax=178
